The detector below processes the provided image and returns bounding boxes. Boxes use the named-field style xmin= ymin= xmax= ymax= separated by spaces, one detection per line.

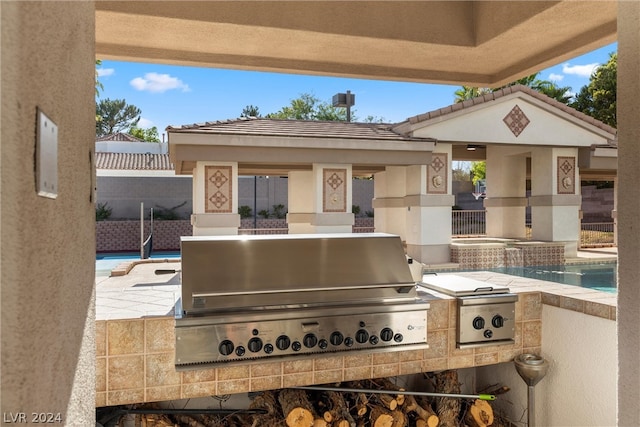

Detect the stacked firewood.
xmin=124 ymin=371 xmax=509 ymax=427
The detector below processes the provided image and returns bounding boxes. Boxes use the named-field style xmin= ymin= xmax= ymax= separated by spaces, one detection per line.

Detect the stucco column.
xmin=529 ymin=147 xmax=581 ymax=257
xmin=287 ymin=164 xmax=354 ymax=233
xmin=1 ymin=1 xmax=95 ymax=422
xmin=484 ymin=146 xmax=528 ymax=239
xmin=405 ymin=151 xmax=455 ymax=264
xmin=191 ymin=161 xmax=240 ymax=235
xmin=617 ymin=2 xmax=640 ymax=424
xmin=372 ymin=166 xmax=407 ymax=239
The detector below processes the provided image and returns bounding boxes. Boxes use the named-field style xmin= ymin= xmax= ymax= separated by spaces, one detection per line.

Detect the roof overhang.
xmin=95 ymin=1 xmax=617 ymax=87
xmin=168 ymin=131 xmax=435 ymax=176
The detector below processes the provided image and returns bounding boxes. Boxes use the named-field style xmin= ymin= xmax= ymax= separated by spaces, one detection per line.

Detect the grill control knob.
xmin=219 ymin=340 xmax=234 ymax=356
xmin=318 ymin=339 xmax=328 ymax=349
xmin=369 ymin=335 xmax=379 ymax=345
xmin=276 ymin=335 xmax=291 ymax=351
xmin=393 ymin=333 xmax=403 ymax=343
xmin=380 ymin=328 xmax=394 ymax=342
xmin=248 ymin=337 xmax=263 ymax=353
xmin=235 ymin=346 xmax=245 ymax=357
xmin=473 ymin=316 xmax=485 ymax=330
xmin=330 ymin=331 xmax=344 ymax=346
xmin=484 ymin=330 xmax=493 ymax=339
xmin=303 ymin=333 xmax=318 ymax=348
xmin=264 ymin=343 xmax=274 ymax=354
xmin=344 ymin=337 xmax=354 ymax=347
xmin=355 ymin=329 xmax=369 ymax=344
xmin=492 ymin=315 xmax=505 ymax=328
xmin=292 ymin=341 xmax=302 ymax=352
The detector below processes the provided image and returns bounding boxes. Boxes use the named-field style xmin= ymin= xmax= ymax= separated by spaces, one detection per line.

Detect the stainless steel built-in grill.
xmin=175 ymin=233 xmax=430 ymax=368
xmin=419 ymin=275 xmax=518 ymax=349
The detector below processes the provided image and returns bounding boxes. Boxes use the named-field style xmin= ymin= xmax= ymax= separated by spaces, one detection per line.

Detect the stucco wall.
xmin=476 ymin=305 xmax=617 ymax=427
xmin=617 ymin=4 xmax=640 ymax=424
xmin=1 ymin=1 xmax=95 ymax=423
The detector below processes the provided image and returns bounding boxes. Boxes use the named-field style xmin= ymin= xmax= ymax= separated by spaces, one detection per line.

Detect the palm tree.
xmin=454 ymin=73 xmax=572 ymax=105
xmin=453 ymin=86 xmax=491 ymax=103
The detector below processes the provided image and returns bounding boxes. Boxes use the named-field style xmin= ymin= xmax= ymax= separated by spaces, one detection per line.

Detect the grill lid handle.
xmin=474 ymin=286 xmax=494 ymax=293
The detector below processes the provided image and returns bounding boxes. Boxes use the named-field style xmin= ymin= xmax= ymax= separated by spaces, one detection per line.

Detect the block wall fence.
xmin=96 ymin=218 xmax=375 ymax=252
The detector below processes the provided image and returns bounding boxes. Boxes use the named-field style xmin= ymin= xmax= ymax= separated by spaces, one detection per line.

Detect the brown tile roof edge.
xmin=96 ymin=132 xmax=146 ymax=142
xmin=401 ymin=84 xmax=617 ymax=136
xmin=95 ymin=152 xmax=174 ymax=170
xmin=166 ymin=117 xmax=437 ymax=142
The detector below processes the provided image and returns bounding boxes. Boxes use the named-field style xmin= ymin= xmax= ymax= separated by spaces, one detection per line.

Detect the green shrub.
xmin=272 ymin=204 xmax=286 ymax=219
xmin=239 ymin=205 xmax=253 ymax=219
xmin=95 ymin=202 xmax=112 ymax=221
xmin=153 ymin=201 xmax=187 ymax=220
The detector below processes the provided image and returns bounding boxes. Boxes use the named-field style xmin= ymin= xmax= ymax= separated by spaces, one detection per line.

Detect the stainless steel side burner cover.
xmin=419 ymin=274 xmax=517 ymax=349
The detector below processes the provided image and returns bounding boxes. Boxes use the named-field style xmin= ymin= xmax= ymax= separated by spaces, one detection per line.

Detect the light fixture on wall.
xmin=466 ymin=144 xmax=484 ymax=151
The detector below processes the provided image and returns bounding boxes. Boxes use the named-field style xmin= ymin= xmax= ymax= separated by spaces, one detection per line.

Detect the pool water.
xmin=96 ymin=251 xmax=180 ymax=277
xmin=489 ymin=262 xmax=617 ymax=293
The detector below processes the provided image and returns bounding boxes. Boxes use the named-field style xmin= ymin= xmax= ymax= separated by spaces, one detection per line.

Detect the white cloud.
xmin=130 ymin=72 xmax=190 ymax=93
xmin=562 ymin=62 xmax=600 ymax=78
xmin=97 ymin=68 xmax=114 ymax=77
xmin=137 ymin=117 xmax=154 ymax=128
xmin=548 ymin=73 xmax=564 ymax=82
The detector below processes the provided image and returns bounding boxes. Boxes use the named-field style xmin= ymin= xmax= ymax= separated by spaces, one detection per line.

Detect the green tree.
xmin=241 ymin=105 xmax=261 ymax=118
xmin=454 ymin=86 xmax=491 ymax=103
xmin=95 ymin=59 xmax=104 ymax=97
xmin=96 ymin=98 xmax=141 ymax=136
xmin=266 ymin=93 xmax=348 ymax=121
xmin=454 ymin=73 xmax=572 ymax=104
xmin=570 ymin=53 xmax=617 ymax=127
xmin=470 ymin=161 xmax=486 ymax=186
xmin=128 ymin=126 xmax=161 ymax=142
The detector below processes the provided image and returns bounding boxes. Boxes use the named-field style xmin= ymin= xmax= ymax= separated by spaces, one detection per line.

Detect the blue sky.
xmin=97 ymin=42 xmax=616 ymax=138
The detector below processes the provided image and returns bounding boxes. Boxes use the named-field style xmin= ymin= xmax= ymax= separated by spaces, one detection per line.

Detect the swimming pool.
xmin=96 ymin=251 xmax=180 ymax=277
xmin=489 ymin=262 xmax=617 ymax=293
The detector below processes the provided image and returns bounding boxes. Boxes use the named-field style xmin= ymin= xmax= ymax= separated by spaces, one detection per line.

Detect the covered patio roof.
xmin=168 ymin=118 xmax=436 ymax=175
xmin=95 ymin=1 xmax=617 ymax=87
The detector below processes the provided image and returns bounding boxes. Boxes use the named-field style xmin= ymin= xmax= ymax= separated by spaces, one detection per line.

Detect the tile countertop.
xmin=95 ymin=261 xmax=616 ymax=321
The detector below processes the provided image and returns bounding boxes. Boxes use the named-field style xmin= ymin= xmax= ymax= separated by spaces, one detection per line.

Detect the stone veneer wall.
xmin=97 ymin=218 xmax=375 ymax=252
xmin=95 ymin=293 xmax=542 ymax=407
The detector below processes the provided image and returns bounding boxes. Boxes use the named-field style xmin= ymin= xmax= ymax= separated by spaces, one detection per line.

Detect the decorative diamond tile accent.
xmin=323 ymin=168 xmax=347 ymax=212
xmin=205 ymin=166 xmax=232 ymax=213
xmin=208 ymin=170 xmax=229 ymax=188
xmin=427 ymin=153 xmax=448 ymax=194
xmin=326 ymin=172 xmax=344 ymax=190
xmin=503 ymin=105 xmax=530 ymax=137
xmin=557 ymin=156 xmax=576 ymax=194
xmin=208 ymin=191 xmax=229 ymax=209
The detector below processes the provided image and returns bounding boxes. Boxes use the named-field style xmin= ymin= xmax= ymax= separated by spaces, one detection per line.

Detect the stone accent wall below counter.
xmin=95 ymin=293 xmax=543 ymax=407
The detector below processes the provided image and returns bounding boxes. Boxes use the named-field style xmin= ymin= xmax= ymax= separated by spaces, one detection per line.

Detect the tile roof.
xmin=96 ymin=133 xmax=146 ymax=142
xmin=95 ymin=152 xmax=174 ymax=170
xmin=400 ymin=84 xmax=617 ymax=135
xmin=167 ymin=118 xmax=435 ymax=142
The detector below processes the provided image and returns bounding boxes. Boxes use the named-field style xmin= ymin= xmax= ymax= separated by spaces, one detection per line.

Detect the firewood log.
xmin=378 ymin=378 xmax=406 ymax=406
xmin=433 ymin=370 xmax=462 ymax=427
xmin=249 ymin=390 xmax=284 ymax=427
xmin=370 ymin=406 xmax=394 ymax=427
xmin=173 ymin=414 xmax=207 ymax=427
xmin=403 ymin=394 xmax=439 ymax=427
xmin=378 ymin=393 xmax=398 ymax=411
xmin=344 ymin=381 xmax=369 ymax=417
xmin=464 ymin=399 xmax=494 ymax=427
xmin=390 ymin=409 xmax=407 ymax=427
xmin=278 ymin=389 xmax=316 ymax=427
